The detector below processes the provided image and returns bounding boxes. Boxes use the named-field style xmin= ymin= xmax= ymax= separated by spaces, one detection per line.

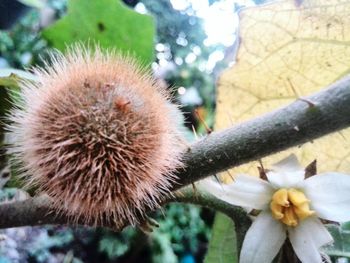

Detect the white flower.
xmin=200 ymin=155 xmax=350 ymax=263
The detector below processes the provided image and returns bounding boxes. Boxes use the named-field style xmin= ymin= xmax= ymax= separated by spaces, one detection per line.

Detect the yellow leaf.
xmin=216 ymin=0 xmax=350 ymax=179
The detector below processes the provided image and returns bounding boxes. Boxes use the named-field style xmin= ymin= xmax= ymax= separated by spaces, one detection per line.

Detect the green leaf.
xmin=0 ymin=69 xmax=36 ymax=190
xmin=325 ymin=223 xmax=350 ymax=258
xmin=0 ymin=68 xmax=36 ymax=85
xmin=18 ymin=0 xmax=45 ymax=8
xmin=0 ymin=73 xmax=22 ymax=90
xmin=42 ymin=0 xmax=155 ymax=64
xmin=204 ymin=213 xmax=238 ymax=263
xmin=99 ymin=236 xmax=129 ymax=258
xmin=0 ymin=69 xmax=36 ymax=107
xmin=151 ymin=230 xmax=177 ymax=263
xmin=0 ymin=70 xmax=27 ymax=117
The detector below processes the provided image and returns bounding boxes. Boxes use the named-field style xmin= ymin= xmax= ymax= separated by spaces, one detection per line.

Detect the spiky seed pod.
xmin=7 ymin=46 xmax=184 ymax=227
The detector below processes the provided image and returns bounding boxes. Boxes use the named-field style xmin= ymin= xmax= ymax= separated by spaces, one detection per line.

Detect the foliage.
xmin=43 ymin=0 xmax=155 ymax=64
xmin=209 ymin=0 xmax=350 ymax=261
xmin=0 ymin=226 xmax=78 ymax=263
xmin=86 ymin=204 xmax=209 ymax=262
xmin=0 ymin=203 xmax=209 ymax=262
xmin=0 ymin=69 xmax=37 ymax=187
xmin=153 ymin=204 xmax=210 ymax=259
xmin=0 ymin=188 xmax=18 ymax=201
xmin=3 ymin=0 xmax=349 ymax=262
xmin=18 ymin=0 xmax=45 ymax=8
xmin=326 ymin=223 xmax=350 ymax=259
xmin=97 ymin=227 xmax=136 ymax=259
xmin=0 ymin=0 xmax=215 ymax=262
xmin=0 ymin=74 xmax=19 ymax=129
xmin=140 ymin=0 xmax=226 ymax=133
xmin=0 ymin=10 xmax=46 ymax=69
xmin=216 ymin=0 xmax=350 ymax=177
xmin=204 ymin=213 xmax=238 ymax=263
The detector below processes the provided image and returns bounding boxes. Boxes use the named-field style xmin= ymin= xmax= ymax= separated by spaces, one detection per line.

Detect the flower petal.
xmin=302 ymin=217 xmax=333 ymax=248
xmin=267 ymin=154 xmax=305 ymax=188
xmin=303 ymin=172 xmax=350 ymax=222
xmin=272 ymin=154 xmax=303 ymax=172
xmin=266 ymin=170 xmax=305 ymax=189
xmin=288 ymin=217 xmax=332 ymax=263
xmin=198 ymin=175 xmax=274 ymax=210
xmin=240 ymin=212 xmax=286 ymax=263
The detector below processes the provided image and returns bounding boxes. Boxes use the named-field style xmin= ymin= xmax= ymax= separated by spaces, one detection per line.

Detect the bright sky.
xmin=134 ymin=0 xmax=257 ymax=102
xmin=135 ymin=0 xmax=256 ymax=81
xmin=170 ymin=0 xmax=255 ymax=46
xmin=135 ymin=0 xmax=255 ymax=47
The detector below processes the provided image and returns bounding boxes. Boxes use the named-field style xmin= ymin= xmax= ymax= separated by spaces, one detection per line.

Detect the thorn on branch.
xmin=226 ymin=170 xmax=235 ymax=182
xmin=191 ymin=182 xmax=199 ymax=199
xmin=195 ymin=108 xmax=212 ymax=134
xmin=258 ymin=159 xmax=268 ymax=181
xmin=287 ymin=78 xmax=316 ymax=108
xmin=138 ymin=216 xmax=159 ymax=234
xmin=298 ymin=98 xmax=316 ymax=108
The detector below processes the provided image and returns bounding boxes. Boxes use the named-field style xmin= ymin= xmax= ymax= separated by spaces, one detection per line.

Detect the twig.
xmin=0 ymin=76 xmax=350 ymax=230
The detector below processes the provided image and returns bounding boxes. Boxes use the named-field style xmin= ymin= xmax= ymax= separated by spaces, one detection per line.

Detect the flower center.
xmin=270 ymin=188 xmax=315 ymax=227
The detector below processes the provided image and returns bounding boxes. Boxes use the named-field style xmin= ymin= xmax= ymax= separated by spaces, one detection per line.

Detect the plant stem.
xmin=1 ymin=76 xmax=350 ymax=229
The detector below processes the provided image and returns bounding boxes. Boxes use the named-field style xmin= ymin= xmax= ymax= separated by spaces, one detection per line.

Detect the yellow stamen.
xmin=270 ymin=188 xmax=315 ymax=227
xmin=272 ymin=188 xmax=289 ymax=207
xmin=281 ymin=207 xmax=298 ymax=227
xmin=270 ymin=201 xmax=284 ymax=219
xmin=288 ymin=188 xmax=310 ymax=206
xmin=293 ymin=203 xmax=315 ymax=220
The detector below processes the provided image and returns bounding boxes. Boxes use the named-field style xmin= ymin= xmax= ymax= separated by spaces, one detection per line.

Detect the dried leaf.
xmin=216 ymin=0 xmax=350 ymax=177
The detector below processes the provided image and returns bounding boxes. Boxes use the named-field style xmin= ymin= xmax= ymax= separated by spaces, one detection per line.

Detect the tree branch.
xmin=172 ymin=186 xmax=249 ymax=224
xmin=176 ymin=76 xmax=350 ymax=187
xmin=0 ymin=195 xmax=58 ymax=228
xmin=0 ymin=76 xmax=350 ymax=229
xmin=0 ymin=194 xmax=123 ymax=230
xmin=171 ymin=186 xmax=251 ymax=251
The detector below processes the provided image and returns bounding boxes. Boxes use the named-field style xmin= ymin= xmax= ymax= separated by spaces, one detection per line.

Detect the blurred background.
xmin=0 ymin=0 xmax=268 ymax=262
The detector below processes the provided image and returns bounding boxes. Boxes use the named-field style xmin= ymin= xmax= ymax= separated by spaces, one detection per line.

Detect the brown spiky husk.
xmin=7 ymin=46 xmax=184 ymax=228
